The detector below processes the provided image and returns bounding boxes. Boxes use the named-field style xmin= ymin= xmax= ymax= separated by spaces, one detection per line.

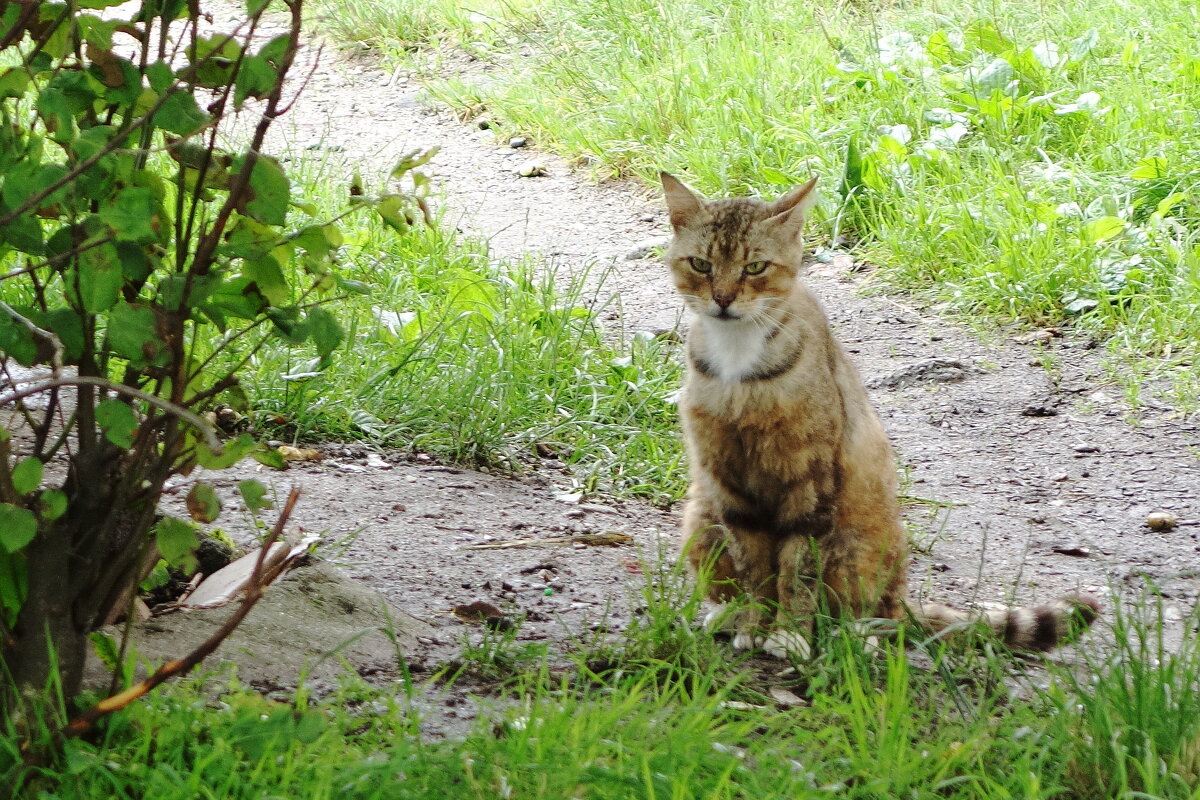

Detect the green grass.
xmin=8 ymin=577 xmax=1200 ymax=799
xmin=331 ymin=0 xmax=1200 ymax=405
xmin=221 ymin=153 xmax=687 ymax=504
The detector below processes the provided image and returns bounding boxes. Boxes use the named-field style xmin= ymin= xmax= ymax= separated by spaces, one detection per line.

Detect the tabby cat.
xmin=661 ymin=172 xmax=1098 ymax=658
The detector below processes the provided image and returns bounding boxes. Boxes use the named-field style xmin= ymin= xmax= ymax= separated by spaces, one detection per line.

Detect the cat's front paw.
xmin=763 ymin=629 xmax=812 ymax=660
xmin=703 ymin=606 xmax=738 ymax=633
xmin=731 ymin=630 xmax=765 ymax=651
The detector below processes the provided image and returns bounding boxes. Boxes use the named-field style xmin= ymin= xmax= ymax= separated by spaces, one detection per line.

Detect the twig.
xmin=0 ymin=375 xmax=222 ymax=454
xmin=51 ymin=487 xmax=303 ymax=744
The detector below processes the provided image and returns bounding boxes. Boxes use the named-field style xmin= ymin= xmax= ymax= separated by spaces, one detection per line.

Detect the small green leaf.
xmin=186 ymin=483 xmax=222 ymax=523
xmin=1082 ymin=216 xmax=1125 ymax=243
xmin=89 ymin=630 xmax=121 ymax=670
xmin=234 ymin=55 xmax=276 ymax=108
xmin=99 ymin=186 xmax=159 ymax=242
xmin=107 ymin=302 xmax=164 ymax=367
xmin=236 ymin=154 xmax=289 ymax=226
xmin=0 ymin=68 xmax=30 ymax=99
xmin=0 ymin=312 xmax=38 ymax=366
xmin=11 ymin=458 xmax=43 ymax=495
xmin=0 ymin=548 xmax=28 ymax=626
xmin=0 ymin=504 xmax=36 ymax=553
xmin=75 ymin=240 xmax=122 ymax=312
xmin=196 ymin=433 xmax=256 ymax=470
xmin=155 ymin=90 xmax=210 ymax=136
xmin=249 ymin=448 xmax=287 ymax=470
xmin=244 ymin=255 xmax=288 ymax=306
xmin=305 ymin=306 xmax=344 ymax=359
xmin=238 ymin=479 xmax=273 ymax=511
xmin=155 ymin=516 xmax=198 ymax=572
xmin=38 ymin=489 xmax=67 ymax=521
xmin=95 ymin=398 xmax=138 ymax=448
xmin=1130 ymin=157 xmax=1168 ymax=181
xmin=376 ymin=195 xmax=411 ymax=233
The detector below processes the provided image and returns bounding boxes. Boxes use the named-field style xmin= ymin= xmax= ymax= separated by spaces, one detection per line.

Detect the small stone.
xmin=1147 ymin=512 xmax=1178 ymax=531
xmin=517 ymin=160 xmax=546 ymax=177
xmin=623 ymin=237 xmax=671 ymax=260
xmin=476 ymin=118 xmax=492 ymax=130
xmin=932 ymin=563 xmax=950 ymax=572
xmin=509 ymin=136 xmax=528 ymax=148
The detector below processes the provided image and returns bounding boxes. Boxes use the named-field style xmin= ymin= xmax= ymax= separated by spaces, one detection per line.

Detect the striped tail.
xmin=913 ymin=593 xmax=1101 ymax=651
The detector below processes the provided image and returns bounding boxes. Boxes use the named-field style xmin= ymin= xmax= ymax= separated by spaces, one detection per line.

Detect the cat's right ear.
xmin=661 ymin=172 xmax=709 ymax=229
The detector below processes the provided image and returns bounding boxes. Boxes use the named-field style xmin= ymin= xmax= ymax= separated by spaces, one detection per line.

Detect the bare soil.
xmin=127 ymin=6 xmax=1200 ymax=716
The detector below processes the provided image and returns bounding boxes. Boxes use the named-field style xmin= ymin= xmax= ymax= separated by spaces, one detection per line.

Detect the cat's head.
xmin=661 ymin=173 xmax=817 ymax=323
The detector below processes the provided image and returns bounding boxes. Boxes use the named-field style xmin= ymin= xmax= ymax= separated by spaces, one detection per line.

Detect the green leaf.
xmin=43 ymin=308 xmax=84 ymax=363
xmin=305 ymin=306 xmax=344 ymax=359
xmin=249 ymin=448 xmax=287 ymax=470
xmin=238 ymin=479 xmax=273 ymax=511
xmin=38 ymin=489 xmax=67 ymax=521
xmin=0 ymin=548 xmax=28 ymax=626
xmin=0 ymin=504 xmax=36 ymax=553
xmin=99 ymin=186 xmax=159 ymax=242
xmin=244 ymin=255 xmax=288 ymax=306
xmin=11 ymin=458 xmax=43 ymax=495
xmin=154 ymin=516 xmax=198 ymax=572
xmin=0 ymin=312 xmax=38 ymax=366
xmin=1082 ymin=216 xmax=1125 ymax=243
xmin=237 ymin=155 xmax=289 ymax=226
xmin=376 ymin=195 xmax=411 ymax=233
xmin=235 ymin=54 xmax=276 ymax=108
xmin=75 ymin=241 xmax=122 ymax=312
xmin=155 ymin=90 xmax=210 ymax=136
xmin=186 ymin=483 xmax=222 ymax=523
xmin=89 ymin=630 xmax=121 ymax=671
xmin=0 ymin=68 xmax=30 ymax=99
xmin=1130 ymin=157 xmax=1168 ymax=181
xmin=95 ymin=398 xmax=138 ymax=448
xmin=196 ymin=432 xmax=256 ymax=470
xmin=107 ymin=302 xmax=164 ymax=367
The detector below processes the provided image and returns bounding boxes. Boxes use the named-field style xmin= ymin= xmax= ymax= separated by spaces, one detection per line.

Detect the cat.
xmin=661 ymin=172 xmax=1099 ymax=658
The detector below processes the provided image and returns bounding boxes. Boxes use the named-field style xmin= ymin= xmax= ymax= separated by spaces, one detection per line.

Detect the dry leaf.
xmin=278 ymin=445 xmax=322 ymax=462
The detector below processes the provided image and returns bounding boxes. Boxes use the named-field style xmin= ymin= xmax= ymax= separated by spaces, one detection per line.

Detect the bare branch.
xmin=49 ymin=488 xmax=303 ymax=744
xmin=0 ymin=376 xmax=222 ymax=454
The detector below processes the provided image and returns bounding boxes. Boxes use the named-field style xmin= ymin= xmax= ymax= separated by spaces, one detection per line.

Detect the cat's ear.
xmin=764 ymin=176 xmax=818 ymax=239
xmin=661 ymin=172 xmax=709 ymax=229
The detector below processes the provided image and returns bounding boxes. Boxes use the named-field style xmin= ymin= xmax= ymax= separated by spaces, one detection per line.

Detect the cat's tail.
xmin=911 ymin=593 xmax=1101 ymax=651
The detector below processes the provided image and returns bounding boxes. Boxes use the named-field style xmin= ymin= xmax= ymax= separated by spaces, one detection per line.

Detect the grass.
xmin=8 ymin=572 xmax=1200 ymax=799
xmin=213 ymin=150 xmax=687 ymax=505
xmin=332 ymin=0 xmax=1200 ymax=406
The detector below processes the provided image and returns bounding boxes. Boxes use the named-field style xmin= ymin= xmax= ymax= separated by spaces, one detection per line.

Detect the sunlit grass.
xmin=328 ymin=0 xmax=1200 ymax=404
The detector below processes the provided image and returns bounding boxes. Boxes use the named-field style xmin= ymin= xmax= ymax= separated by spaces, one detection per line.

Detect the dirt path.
xmin=173 ymin=6 xmax=1200 ymax=696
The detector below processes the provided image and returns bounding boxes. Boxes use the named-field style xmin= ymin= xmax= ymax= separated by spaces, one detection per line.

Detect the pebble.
xmin=1147 ymin=512 xmax=1178 ymax=531
xmin=623 ymin=237 xmax=671 ymax=260
xmin=509 ymin=136 xmax=528 ymax=148
xmin=517 ymin=160 xmax=546 ymax=177
xmin=476 ymin=118 xmax=492 ymax=130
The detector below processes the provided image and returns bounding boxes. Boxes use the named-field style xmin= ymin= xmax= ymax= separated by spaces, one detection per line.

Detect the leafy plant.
xmin=0 ymin=0 xmax=417 ymax=717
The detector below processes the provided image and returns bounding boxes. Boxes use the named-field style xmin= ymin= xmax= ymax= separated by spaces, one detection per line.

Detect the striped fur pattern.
xmin=661 ymin=172 xmax=1099 ymax=656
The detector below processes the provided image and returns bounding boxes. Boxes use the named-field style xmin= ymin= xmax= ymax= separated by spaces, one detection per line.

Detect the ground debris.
xmin=865 ymin=358 xmax=982 ymax=390
xmin=464 ymin=531 xmax=634 ymax=549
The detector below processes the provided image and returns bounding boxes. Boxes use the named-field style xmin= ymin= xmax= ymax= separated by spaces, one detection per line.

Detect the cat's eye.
xmin=744 ymin=261 xmax=770 ymax=275
xmin=687 ymin=257 xmax=713 ymax=274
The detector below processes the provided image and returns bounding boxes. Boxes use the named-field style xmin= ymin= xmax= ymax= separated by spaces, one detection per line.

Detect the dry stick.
xmin=43 ymin=487 xmax=303 ymax=745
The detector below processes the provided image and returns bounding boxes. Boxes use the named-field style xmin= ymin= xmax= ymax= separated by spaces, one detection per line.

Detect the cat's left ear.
xmin=764 ymin=176 xmax=818 ymax=238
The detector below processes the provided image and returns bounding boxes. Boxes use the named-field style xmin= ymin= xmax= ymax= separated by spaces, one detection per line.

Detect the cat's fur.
xmin=661 ymin=172 xmax=1098 ymax=657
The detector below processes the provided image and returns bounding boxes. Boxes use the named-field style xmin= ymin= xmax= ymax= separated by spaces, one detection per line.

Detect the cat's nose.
xmin=712 ymin=291 xmax=736 ymax=308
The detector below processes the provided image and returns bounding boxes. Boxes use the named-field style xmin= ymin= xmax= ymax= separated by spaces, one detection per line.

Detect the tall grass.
xmin=371 ymin=0 xmax=1200 ymax=403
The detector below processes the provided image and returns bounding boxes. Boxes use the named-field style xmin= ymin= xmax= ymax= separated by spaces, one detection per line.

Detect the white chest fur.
xmin=692 ymin=316 xmax=772 ymax=383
